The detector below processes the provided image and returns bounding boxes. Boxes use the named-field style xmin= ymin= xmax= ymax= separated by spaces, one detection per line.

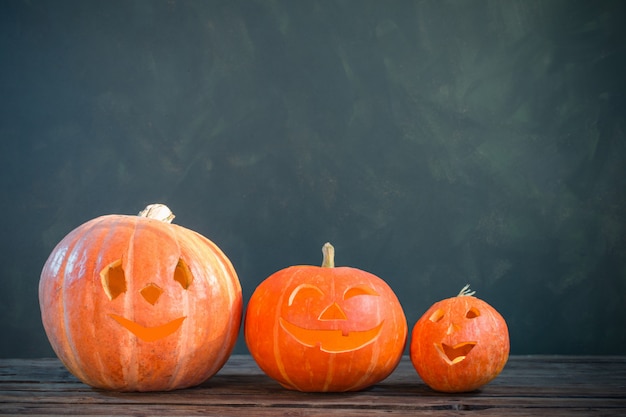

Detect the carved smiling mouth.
xmin=435 ymin=342 xmax=477 ymax=364
xmin=109 ymin=314 xmax=186 ymax=342
xmin=279 ymin=317 xmax=384 ymax=353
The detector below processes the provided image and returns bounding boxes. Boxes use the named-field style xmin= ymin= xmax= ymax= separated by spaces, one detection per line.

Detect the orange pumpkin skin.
xmin=38 ymin=207 xmax=242 ymax=392
xmin=410 ymin=286 xmax=509 ymax=393
xmin=244 ymin=244 xmax=407 ymax=392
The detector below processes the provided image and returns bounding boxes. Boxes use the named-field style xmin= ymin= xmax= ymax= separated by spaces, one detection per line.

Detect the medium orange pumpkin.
xmin=244 ymin=243 xmax=407 ymax=392
xmin=38 ymin=204 xmax=242 ymax=392
xmin=410 ymin=285 xmax=509 ymax=392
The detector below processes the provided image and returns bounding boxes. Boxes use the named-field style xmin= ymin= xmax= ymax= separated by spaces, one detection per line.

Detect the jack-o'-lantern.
xmin=410 ymin=285 xmax=509 ymax=392
xmin=38 ymin=204 xmax=242 ymax=392
xmin=244 ymin=243 xmax=407 ymax=392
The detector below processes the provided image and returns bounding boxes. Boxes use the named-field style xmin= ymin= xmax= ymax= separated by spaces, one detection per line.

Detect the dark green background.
xmin=1 ymin=0 xmax=624 ymax=358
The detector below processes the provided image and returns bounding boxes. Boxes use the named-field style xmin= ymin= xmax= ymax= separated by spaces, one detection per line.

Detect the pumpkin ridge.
xmin=272 ymin=270 xmax=299 ymax=390
xmin=322 ymin=349 xmax=336 ymax=391
xmin=79 ymin=217 xmax=125 ymax=385
xmin=59 ymin=217 xmax=115 ymax=387
xmin=345 ymin=301 xmax=385 ymax=392
xmin=59 ymin=222 xmax=95 ymax=385
xmin=92 ymin=217 xmax=129 ymax=388
xmin=177 ymin=228 xmax=242 ymax=384
xmin=163 ymin=224 xmax=188 ymax=390
xmin=124 ymin=218 xmax=142 ymax=386
xmin=97 ymin=218 xmax=136 ymax=386
xmin=190 ymin=227 xmax=244 ymax=379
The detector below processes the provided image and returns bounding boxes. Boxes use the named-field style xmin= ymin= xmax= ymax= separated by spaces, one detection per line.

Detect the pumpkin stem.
xmin=458 ymin=284 xmax=476 ymax=297
xmin=138 ymin=204 xmax=175 ymax=223
xmin=321 ymin=242 xmax=335 ymax=268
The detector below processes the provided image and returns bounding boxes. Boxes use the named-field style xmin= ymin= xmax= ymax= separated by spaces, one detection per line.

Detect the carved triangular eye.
xmin=174 ymin=258 xmax=193 ymax=289
xmin=466 ymin=307 xmax=480 ymax=319
xmin=100 ymin=259 xmax=126 ymax=300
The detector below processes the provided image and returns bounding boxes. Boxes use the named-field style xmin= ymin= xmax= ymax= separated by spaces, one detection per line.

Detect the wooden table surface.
xmin=1 ymin=355 xmax=625 ymax=416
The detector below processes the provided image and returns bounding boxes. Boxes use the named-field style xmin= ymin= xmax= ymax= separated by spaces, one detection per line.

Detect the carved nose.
xmin=140 ymin=283 xmax=163 ymax=305
xmin=318 ymin=302 xmax=347 ymax=321
xmin=446 ymin=323 xmax=460 ymax=335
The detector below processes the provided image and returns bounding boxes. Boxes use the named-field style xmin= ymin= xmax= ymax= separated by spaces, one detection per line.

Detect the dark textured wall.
xmin=1 ymin=0 xmax=625 ymax=358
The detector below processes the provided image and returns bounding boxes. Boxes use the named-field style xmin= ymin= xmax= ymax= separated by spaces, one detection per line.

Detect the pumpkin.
xmin=244 ymin=242 xmax=407 ymax=392
xmin=38 ymin=204 xmax=242 ymax=392
xmin=410 ymin=285 xmax=509 ymax=392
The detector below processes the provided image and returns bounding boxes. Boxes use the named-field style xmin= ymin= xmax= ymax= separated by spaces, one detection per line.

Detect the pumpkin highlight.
xmin=39 ymin=204 xmax=242 ymax=392
xmin=245 ymin=243 xmax=407 ymax=392
xmin=410 ymin=285 xmax=509 ymax=392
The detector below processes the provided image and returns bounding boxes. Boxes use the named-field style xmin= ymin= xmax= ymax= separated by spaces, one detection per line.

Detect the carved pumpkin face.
xmin=98 ymin=238 xmax=195 ymax=343
xmin=278 ymin=281 xmax=384 ymax=353
xmin=39 ymin=205 xmax=242 ymax=392
xmin=410 ymin=285 xmax=509 ymax=392
xmin=245 ymin=243 xmax=407 ymax=392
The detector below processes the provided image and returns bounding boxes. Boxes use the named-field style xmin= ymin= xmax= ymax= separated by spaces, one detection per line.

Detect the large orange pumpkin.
xmin=244 ymin=243 xmax=407 ymax=392
xmin=410 ymin=285 xmax=509 ymax=392
xmin=38 ymin=204 xmax=242 ymax=391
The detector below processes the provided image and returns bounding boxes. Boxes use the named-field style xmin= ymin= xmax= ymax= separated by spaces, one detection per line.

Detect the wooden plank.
xmin=0 ymin=355 xmax=625 ymax=416
xmin=0 ymin=404 xmax=621 ymax=417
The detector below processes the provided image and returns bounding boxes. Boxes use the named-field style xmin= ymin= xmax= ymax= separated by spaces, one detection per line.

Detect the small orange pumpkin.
xmin=244 ymin=243 xmax=407 ymax=392
xmin=38 ymin=204 xmax=242 ymax=391
xmin=410 ymin=285 xmax=509 ymax=392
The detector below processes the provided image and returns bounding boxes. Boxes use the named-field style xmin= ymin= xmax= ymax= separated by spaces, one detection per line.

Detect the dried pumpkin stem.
xmin=321 ymin=242 xmax=335 ymax=268
xmin=458 ymin=284 xmax=476 ymax=297
xmin=138 ymin=204 xmax=175 ymax=224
